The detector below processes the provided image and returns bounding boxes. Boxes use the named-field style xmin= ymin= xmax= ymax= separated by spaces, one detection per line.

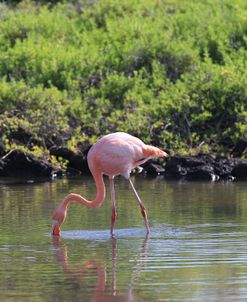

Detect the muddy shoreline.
xmin=0 ymin=147 xmax=246 ymax=181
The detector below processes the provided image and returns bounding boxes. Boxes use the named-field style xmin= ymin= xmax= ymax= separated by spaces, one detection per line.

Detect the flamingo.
xmin=52 ymin=132 xmax=167 ymax=236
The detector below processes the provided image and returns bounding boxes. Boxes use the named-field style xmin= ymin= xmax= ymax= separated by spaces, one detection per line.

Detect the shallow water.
xmin=1 ymin=176 xmax=247 ymax=301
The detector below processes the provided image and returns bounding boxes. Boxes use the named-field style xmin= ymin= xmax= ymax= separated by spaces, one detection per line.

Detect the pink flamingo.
xmin=52 ymin=132 xmax=167 ymax=236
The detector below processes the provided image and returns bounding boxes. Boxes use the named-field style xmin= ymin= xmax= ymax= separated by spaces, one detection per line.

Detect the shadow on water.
xmin=52 ymin=234 xmax=150 ymax=302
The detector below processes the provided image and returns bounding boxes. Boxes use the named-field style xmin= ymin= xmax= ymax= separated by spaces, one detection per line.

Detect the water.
xmin=1 ymin=176 xmax=247 ymax=301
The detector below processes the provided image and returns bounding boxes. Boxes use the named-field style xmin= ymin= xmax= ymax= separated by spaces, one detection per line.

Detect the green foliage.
xmin=0 ymin=0 xmax=246 ymax=155
xmin=0 ymin=79 xmax=69 ymax=149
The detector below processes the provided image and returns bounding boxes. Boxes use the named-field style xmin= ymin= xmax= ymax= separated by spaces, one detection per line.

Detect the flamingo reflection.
xmin=52 ymin=236 xmax=149 ymax=302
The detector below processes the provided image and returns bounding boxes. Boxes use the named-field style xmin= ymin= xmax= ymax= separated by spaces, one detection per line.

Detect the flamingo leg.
xmin=109 ymin=177 xmax=117 ymax=236
xmin=128 ymin=178 xmax=150 ymax=234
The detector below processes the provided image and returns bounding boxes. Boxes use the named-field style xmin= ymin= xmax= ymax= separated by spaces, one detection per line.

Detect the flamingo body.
xmin=88 ymin=132 xmax=164 ymax=178
xmin=52 ymin=132 xmax=167 ymax=236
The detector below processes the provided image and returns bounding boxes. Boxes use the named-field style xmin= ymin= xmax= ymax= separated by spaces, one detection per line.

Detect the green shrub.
xmin=0 ymin=79 xmax=69 ymax=149
xmin=0 ymin=0 xmax=246 ymax=156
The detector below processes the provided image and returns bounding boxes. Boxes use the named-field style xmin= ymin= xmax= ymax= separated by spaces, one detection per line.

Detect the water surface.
xmin=1 ymin=176 xmax=247 ymax=301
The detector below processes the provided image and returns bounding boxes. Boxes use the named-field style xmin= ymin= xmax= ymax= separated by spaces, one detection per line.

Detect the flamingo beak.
xmin=52 ymin=220 xmax=61 ymax=236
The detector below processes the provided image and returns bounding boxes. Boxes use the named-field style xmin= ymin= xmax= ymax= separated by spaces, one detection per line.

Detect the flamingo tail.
xmin=143 ymin=145 xmax=168 ymax=158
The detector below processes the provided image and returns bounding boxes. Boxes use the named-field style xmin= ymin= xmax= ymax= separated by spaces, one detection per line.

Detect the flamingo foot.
xmin=52 ymin=221 xmax=61 ymax=236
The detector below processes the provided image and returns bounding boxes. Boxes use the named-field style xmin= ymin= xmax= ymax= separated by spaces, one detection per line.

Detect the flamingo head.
xmin=52 ymin=220 xmax=61 ymax=236
xmin=51 ymin=204 xmax=67 ymax=236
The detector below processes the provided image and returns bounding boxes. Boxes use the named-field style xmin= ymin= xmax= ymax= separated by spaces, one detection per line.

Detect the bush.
xmin=0 ymin=79 xmax=69 ymax=149
xmin=0 ymin=0 xmax=246 ymax=156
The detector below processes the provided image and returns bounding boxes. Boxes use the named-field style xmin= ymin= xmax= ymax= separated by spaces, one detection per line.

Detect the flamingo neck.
xmin=64 ymin=172 xmax=106 ymax=209
xmin=52 ymin=172 xmax=106 ymax=235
